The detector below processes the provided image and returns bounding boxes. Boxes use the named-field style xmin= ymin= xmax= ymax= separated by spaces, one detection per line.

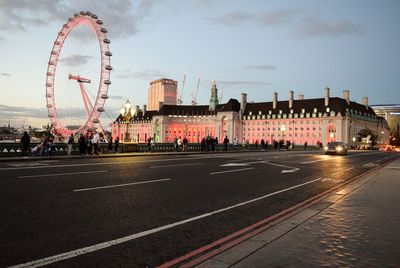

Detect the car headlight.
xmin=323 ymin=146 xmax=328 ymax=150
xmin=336 ymin=146 xmax=343 ymax=152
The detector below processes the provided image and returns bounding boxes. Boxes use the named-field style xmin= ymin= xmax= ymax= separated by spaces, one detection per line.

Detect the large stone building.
xmin=112 ymin=80 xmax=389 ymax=146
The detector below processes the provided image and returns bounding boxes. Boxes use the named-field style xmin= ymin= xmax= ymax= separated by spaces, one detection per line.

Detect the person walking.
xmin=78 ymin=134 xmax=86 ymax=155
xmin=114 ymin=136 xmax=120 ymax=153
xmin=107 ymin=136 xmax=113 ymax=153
xmin=182 ymin=137 xmax=188 ymax=152
xmin=67 ymin=133 xmax=74 ymax=156
xmin=92 ymin=131 xmax=100 ymax=155
xmin=223 ymin=135 xmax=229 ymax=152
xmin=20 ymin=131 xmax=30 ymax=156
xmin=147 ymin=137 xmax=152 ymax=152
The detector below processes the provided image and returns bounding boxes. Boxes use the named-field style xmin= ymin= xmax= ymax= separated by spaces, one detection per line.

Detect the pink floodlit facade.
xmin=148 ymin=78 xmax=177 ymax=111
xmin=112 ymin=84 xmax=389 ymax=146
xmin=45 ymin=11 xmax=111 ymax=139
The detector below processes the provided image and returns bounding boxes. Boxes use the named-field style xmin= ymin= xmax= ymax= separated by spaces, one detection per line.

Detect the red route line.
xmin=158 ymin=156 xmax=398 ymax=268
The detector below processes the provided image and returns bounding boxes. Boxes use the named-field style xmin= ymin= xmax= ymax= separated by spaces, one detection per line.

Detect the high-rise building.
xmin=148 ymin=78 xmax=178 ymax=111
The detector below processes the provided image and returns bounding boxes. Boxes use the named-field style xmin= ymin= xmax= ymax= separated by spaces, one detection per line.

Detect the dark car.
xmin=324 ymin=142 xmax=348 ymax=155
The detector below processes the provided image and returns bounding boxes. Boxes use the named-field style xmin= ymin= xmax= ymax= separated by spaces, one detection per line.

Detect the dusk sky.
xmin=0 ymin=0 xmax=399 ymax=128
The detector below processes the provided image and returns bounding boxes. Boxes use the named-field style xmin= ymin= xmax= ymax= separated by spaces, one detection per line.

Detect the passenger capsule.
xmin=74 ymin=13 xmax=79 ymax=17
xmin=79 ymin=11 xmax=85 ymax=15
xmin=105 ymin=65 xmax=113 ymax=70
xmin=46 ymin=83 xmax=52 ymax=87
xmin=100 ymin=28 xmax=107 ymax=33
xmin=59 ymin=32 xmax=65 ymax=36
xmin=54 ymin=41 xmax=61 ymax=45
xmin=97 ymin=107 xmax=105 ymax=112
xmin=92 ymin=119 xmax=100 ymax=123
xmin=103 ymin=38 xmax=110 ymax=44
xmin=46 ymin=93 xmax=52 ymax=98
xmin=47 ymin=104 xmax=53 ymax=108
xmin=105 ymin=51 xmax=112 ymax=56
xmin=104 ymin=80 xmax=111 ymax=85
xmin=46 ymin=72 xmax=53 ymax=76
xmin=101 ymin=94 xmax=109 ymax=99
xmin=48 ymin=61 xmax=55 ymax=65
xmin=51 ymin=51 xmax=57 ymax=55
xmin=96 ymin=19 xmax=103 ymax=25
xmin=91 ymin=14 xmax=98 ymax=19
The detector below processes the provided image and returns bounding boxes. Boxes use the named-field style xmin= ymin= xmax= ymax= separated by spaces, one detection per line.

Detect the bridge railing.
xmin=0 ymin=142 xmax=319 ymax=157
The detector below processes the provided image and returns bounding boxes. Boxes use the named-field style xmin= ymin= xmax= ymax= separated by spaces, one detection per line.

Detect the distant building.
xmin=112 ymin=82 xmax=389 ymax=146
xmin=148 ymin=78 xmax=178 ymax=111
xmin=371 ymin=104 xmax=400 ymax=142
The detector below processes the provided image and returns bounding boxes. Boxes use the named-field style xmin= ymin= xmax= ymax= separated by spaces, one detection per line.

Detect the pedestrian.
xmin=92 ymin=131 xmax=100 ymax=155
xmin=78 ymin=134 xmax=86 ymax=155
xmin=223 ymin=135 xmax=229 ymax=152
xmin=260 ymin=138 xmax=265 ymax=150
xmin=177 ymin=136 xmax=182 ymax=151
xmin=86 ymin=133 xmax=93 ymax=155
xmin=304 ymin=141 xmax=308 ymax=150
xmin=114 ymin=136 xmax=120 ymax=153
xmin=147 ymin=137 xmax=152 ymax=152
xmin=20 ymin=131 xmax=30 ymax=156
xmin=255 ymin=140 xmax=258 ymax=150
xmin=67 ymin=133 xmax=74 ymax=156
xmin=182 ymin=137 xmax=188 ymax=151
xmin=107 ymin=136 xmax=113 ymax=153
xmin=201 ymin=137 xmax=206 ymax=152
xmin=150 ymin=137 xmax=155 ymax=152
xmin=173 ymin=137 xmax=178 ymax=151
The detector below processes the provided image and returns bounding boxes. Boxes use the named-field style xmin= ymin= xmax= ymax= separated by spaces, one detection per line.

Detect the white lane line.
xmin=301 ymin=151 xmax=384 ymax=164
xmin=150 ymin=163 xmax=203 ymax=169
xmin=0 ymin=157 xmax=200 ymax=171
xmin=10 ymin=178 xmax=321 ymax=268
xmin=264 ymin=162 xmax=299 ymax=170
xmin=18 ymin=170 xmax=108 ymax=179
xmin=73 ymin=178 xmax=171 ymax=192
xmin=210 ymin=167 xmax=254 ymax=175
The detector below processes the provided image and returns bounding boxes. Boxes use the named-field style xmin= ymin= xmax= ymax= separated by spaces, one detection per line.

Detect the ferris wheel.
xmin=45 ymin=11 xmax=112 ymax=139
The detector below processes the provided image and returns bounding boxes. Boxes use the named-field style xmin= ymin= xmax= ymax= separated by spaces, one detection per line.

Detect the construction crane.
xmin=218 ymin=88 xmax=224 ymax=103
xmin=177 ymin=73 xmax=186 ymax=105
xmin=191 ymin=78 xmax=201 ymax=106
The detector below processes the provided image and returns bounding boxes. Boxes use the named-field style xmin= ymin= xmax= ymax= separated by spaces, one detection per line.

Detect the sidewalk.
xmin=197 ymin=158 xmax=400 ymax=267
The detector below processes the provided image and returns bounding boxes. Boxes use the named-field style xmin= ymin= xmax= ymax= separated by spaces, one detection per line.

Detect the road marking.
xmin=73 ymin=178 xmax=171 ymax=192
xmin=220 ymin=161 xmax=265 ymax=167
xmin=0 ymin=157 xmax=207 ymax=171
xmin=210 ymin=167 xmax=254 ymax=175
xmin=333 ymin=167 xmax=354 ymax=175
xmin=301 ymin=151 xmax=384 ymax=164
xmin=18 ymin=170 xmax=108 ymax=179
xmin=150 ymin=163 xmax=203 ymax=169
xmin=10 ymin=178 xmax=321 ymax=268
xmin=363 ymin=163 xmax=379 ymax=167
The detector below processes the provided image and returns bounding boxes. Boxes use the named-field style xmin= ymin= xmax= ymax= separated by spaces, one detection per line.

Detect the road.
xmin=0 ymin=150 xmax=397 ymax=267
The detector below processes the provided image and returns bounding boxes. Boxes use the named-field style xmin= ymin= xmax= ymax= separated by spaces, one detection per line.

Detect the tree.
xmin=357 ymin=128 xmax=378 ymax=148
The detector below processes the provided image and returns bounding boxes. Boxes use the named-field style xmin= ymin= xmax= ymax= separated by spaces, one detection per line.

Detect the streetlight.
xmin=120 ymin=100 xmax=134 ymax=142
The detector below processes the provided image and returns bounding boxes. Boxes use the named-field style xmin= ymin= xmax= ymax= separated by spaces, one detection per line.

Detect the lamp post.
xmin=120 ymin=100 xmax=134 ymax=142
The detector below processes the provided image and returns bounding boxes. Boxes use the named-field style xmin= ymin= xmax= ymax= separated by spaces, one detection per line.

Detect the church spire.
xmin=209 ymin=80 xmax=219 ymax=111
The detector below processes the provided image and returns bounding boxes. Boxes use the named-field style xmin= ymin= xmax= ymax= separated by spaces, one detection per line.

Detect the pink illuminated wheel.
xmin=45 ymin=11 xmax=112 ymax=139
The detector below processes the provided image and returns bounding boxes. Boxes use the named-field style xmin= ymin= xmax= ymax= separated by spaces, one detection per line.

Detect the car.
xmin=324 ymin=142 xmax=348 ymax=155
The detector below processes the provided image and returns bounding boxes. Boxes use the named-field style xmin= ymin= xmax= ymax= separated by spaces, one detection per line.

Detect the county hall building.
xmin=112 ymin=78 xmax=389 ymax=146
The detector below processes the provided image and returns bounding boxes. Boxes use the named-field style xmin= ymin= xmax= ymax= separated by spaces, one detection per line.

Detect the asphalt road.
xmin=0 ymin=150 xmax=397 ymax=267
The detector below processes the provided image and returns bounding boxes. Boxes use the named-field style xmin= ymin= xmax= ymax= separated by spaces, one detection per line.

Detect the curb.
xmin=158 ymin=155 xmax=399 ymax=268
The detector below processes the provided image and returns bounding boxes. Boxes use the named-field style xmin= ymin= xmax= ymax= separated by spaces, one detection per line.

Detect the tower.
xmin=148 ymin=78 xmax=178 ymax=111
xmin=209 ymin=81 xmax=219 ymax=111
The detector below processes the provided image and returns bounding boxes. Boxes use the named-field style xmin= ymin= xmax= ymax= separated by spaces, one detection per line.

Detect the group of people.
xmin=21 ymin=131 xmax=56 ymax=156
xmin=173 ymin=136 xmax=189 ymax=152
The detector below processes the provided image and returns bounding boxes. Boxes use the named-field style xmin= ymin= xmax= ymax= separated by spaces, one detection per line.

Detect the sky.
xmin=0 ymin=0 xmax=399 ymax=129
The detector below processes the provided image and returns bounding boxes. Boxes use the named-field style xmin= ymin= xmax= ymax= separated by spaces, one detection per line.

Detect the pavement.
xmin=194 ymin=157 xmax=400 ymax=267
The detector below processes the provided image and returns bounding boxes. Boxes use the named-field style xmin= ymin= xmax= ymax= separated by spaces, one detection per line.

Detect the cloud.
xmin=245 ymin=65 xmax=276 ymax=71
xmin=296 ymin=17 xmax=364 ymax=37
xmin=115 ymin=69 xmax=169 ymax=80
xmin=212 ymin=9 xmax=297 ymax=26
xmin=218 ymin=80 xmax=271 ymax=87
xmin=59 ymin=54 xmax=94 ymax=67
xmin=1 ymin=73 xmax=12 ymax=77
xmin=0 ymin=0 xmax=158 ymax=39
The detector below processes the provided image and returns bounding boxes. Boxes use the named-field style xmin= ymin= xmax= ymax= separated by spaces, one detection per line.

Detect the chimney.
xmin=362 ymin=96 xmax=368 ymax=109
xmin=343 ymin=89 xmax=350 ymax=105
xmin=240 ymin=93 xmax=247 ymax=113
xmin=324 ymin=87 xmax=330 ymax=106
xmin=143 ymin=104 xmax=147 ymax=115
xmin=298 ymin=94 xmax=304 ymax=100
xmin=158 ymin=101 xmax=164 ymax=111
xmin=289 ymin=90 xmax=294 ymax=109
xmin=273 ymin=92 xmax=278 ymax=109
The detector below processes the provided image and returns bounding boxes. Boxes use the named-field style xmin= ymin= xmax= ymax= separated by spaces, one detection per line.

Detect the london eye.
xmin=45 ymin=11 xmax=112 ymax=139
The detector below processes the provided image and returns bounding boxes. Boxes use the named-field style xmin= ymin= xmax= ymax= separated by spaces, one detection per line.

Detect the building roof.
xmin=243 ymin=97 xmax=377 ymax=117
